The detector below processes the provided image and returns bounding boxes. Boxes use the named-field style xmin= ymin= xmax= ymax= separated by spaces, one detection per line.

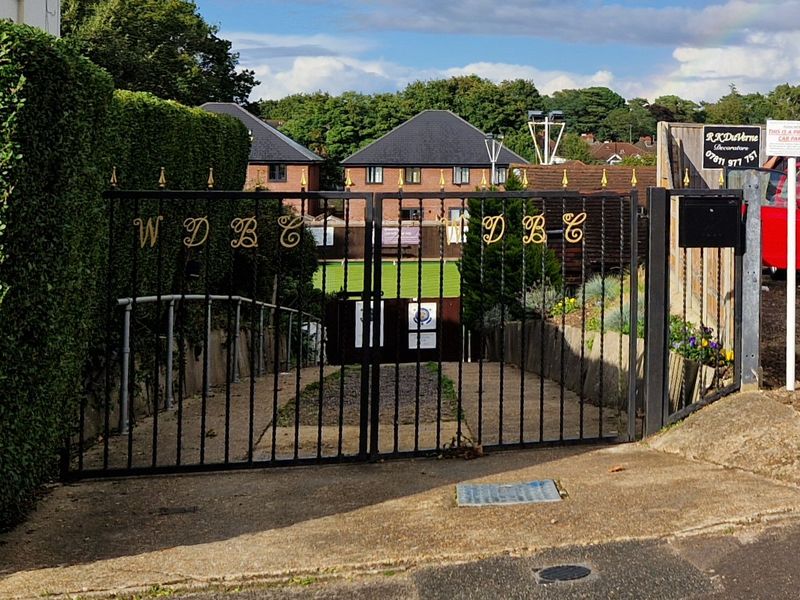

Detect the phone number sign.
xmin=702 ymin=125 xmax=760 ymax=169
xmin=766 ymin=120 xmax=800 ymax=157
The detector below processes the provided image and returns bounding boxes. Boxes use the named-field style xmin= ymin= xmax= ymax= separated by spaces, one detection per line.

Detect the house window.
xmin=268 ymin=164 xmax=287 ymax=182
xmin=453 ymin=166 xmax=470 ymax=185
xmin=366 ymin=166 xmax=383 ymax=184
xmin=495 ymin=167 xmax=507 ymax=184
xmin=404 ymin=167 xmax=422 ymax=184
xmin=400 ymin=208 xmax=422 ymax=221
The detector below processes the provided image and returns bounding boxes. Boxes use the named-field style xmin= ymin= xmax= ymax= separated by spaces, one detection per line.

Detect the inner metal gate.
xmin=67 ymin=188 xmax=645 ymax=478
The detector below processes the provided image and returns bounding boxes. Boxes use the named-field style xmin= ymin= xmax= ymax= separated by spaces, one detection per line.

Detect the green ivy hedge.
xmin=0 ymin=23 xmax=251 ymax=528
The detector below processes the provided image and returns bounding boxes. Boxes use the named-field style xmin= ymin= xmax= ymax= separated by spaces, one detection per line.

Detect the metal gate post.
xmin=627 ymin=190 xmax=640 ymax=441
xmin=358 ymin=193 xmax=376 ymax=459
xmin=644 ymin=187 xmax=670 ymax=435
xmin=738 ymin=170 xmax=763 ymax=388
xmin=369 ymin=194 xmax=384 ymax=459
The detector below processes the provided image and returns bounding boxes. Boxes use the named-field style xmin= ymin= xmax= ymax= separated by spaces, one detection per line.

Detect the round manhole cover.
xmin=538 ymin=564 xmax=592 ymax=582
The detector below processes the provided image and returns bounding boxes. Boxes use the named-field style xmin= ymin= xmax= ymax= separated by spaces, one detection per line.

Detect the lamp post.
xmin=484 ymin=133 xmax=504 ymax=185
xmin=527 ymin=110 xmax=566 ymax=165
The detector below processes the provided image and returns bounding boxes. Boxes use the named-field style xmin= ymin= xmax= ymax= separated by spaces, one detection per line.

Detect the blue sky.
xmin=195 ymin=0 xmax=800 ymax=103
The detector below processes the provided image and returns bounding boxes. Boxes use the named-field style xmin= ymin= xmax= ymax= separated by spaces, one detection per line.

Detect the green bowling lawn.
xmin=313 ymin=260 xmax=461 ymax=298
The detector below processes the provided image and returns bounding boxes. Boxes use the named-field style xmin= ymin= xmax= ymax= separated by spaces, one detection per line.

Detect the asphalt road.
xmin=172 ymin=521 xmax=800 ymax=600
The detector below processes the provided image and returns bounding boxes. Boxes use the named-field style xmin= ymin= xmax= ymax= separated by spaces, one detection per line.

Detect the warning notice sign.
xmin=766 ymin=120 xmax=800 ymax=157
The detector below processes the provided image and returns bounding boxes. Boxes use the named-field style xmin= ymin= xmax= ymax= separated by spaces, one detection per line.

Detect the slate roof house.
xmin=201 ymin=102 xmax=323 ymax=195
xmin=342 ymin=109 xmax=529 ymax=222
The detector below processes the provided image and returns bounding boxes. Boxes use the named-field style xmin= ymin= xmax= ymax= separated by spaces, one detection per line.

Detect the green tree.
xmin=650 ymin=95 xmax=703 ymax=123
xmin=769 ymin=84 xmax=800 ymax=120
xmin=62 ymin=0 xmax=257 ymax=105
xmin=601 ymin=99 xmax=657 ymax=142
xmin=705 ymin=84 xmax=750 ymax=125
xmin=545 ymin=87 xmax=626 ymax=138
xmin=460 ymin=171 xmax=561 ymax=329
xmin=559 ymin=132 xmax=596 ymax=163
xmin=620 ymin=154 xmax=656 ymax=166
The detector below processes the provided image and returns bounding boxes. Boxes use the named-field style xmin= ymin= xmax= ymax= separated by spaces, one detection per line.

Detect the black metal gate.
xmin=643 ymin=188 xmax=744 ymax=434
xmin=66 ymin=188 xmax=647 ymax=478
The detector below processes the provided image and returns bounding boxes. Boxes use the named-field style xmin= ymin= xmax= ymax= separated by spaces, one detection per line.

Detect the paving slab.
xmin=2 ymin=440 xmax=800 ymax=599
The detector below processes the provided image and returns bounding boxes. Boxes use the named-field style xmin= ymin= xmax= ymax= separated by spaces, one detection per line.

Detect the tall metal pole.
xmin=544 ymin=117 xmax=551 ymax=166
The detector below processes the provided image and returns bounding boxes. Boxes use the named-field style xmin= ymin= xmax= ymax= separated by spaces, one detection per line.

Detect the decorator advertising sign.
xmin=702 ymin=125 xmax=760 ymax=169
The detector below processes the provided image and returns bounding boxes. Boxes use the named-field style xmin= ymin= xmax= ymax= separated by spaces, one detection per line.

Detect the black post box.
xmin=678 ymin=195 xmax=743 ymax=251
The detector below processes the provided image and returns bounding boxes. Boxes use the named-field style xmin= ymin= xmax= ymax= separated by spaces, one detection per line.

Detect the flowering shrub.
xmin=669 ymin=316 xmax=734 ymax=367
xmin=551 ymin=296 xmax=579 ymax=317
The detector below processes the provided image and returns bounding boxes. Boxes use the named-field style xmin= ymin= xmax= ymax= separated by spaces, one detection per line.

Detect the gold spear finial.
xmin=398 ymin=169 xmax=404 ymax=189
xmin=481 ymin=169 xmax=487 ymax=190
xmin=631 ymin=168 xmax=638 ymax=188
xmin=110 ymin=165 xmax=118 ymax=189
xmin=301 ymin=167 xmax=307 ymax=189
xmin=207 ymin=167 xmax=215 ymax=189
xmin=683 ymin=167 xmax=690 ymax=187
xmin=345 ymin=168 xmax=352 ymax=189
xmin=158 ymin=166 xmax=166 ymax=189
xmin=601 ymin=168 xmax=608 ymax=189
xmin=522 ymin=169 xmax=529 ymax=189
xmin=439 ymin=168 xmax=445 ymax=190
xmin=562 ymin=169 xmax=569 ymax=188
xmin=718 ymin=170 xmax=725 ymax=188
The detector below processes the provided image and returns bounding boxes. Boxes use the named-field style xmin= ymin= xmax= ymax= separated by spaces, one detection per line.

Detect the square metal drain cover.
xmin=456 ymin=479 xmax=562 ymax=506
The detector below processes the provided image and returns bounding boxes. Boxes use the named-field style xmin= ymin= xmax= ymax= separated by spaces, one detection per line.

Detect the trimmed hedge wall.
xmin=108 ymin=90 xmax=249 ymax=190
xmin=0 ymin=23 xmax=114 ymax=527
xmin=0 ymin=23 xmax=250 ymax=528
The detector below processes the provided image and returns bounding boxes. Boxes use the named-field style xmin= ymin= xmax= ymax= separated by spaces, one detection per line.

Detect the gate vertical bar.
xmin=644 ymin=187 xmax=670 ymax=435
xmin=627 ymin=190 xmax=640 ymax=441
xmin=166 ymin=299 xmax=174 ymax=410
xmin=369 ymin=194 xmax=383 ymax=458
xmin=120 ymin=303 xmax=131 ymax=434
xmin=358 ymin=194 xmax=375 ymax=459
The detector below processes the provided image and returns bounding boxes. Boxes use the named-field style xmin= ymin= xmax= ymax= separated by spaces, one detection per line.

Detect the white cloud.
xmin=637 ymin=31 xmax=800 ymax=101
xmin=225 ymin=2 xmax=800 ymax=103
xmin=349 ymin=0 xmax=800 ymax=48
xmin=248 ymin=56 xmax=404 ymax=99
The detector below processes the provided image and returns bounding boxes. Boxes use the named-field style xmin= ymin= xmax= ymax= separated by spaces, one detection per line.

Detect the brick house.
xmin=201 ymin=102 xmax=323 ymax=195
xmin=341 ymin=110 xmax=529 ymax=222
xmin=590 ymin=141 xmax=654 ymax=165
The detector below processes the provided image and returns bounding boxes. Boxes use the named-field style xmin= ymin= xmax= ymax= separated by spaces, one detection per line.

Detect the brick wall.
xmin=245 ymin=163 xmax=320 ymax=192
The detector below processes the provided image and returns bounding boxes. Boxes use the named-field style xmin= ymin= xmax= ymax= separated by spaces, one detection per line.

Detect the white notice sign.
xmin=354 ymin=301 xmax=384 ymax=348
xmin=408 ymin=332 xmax=437 ymax=349
xmin=408 ymin=302 xmax=437 ymax=331
xmin=766 ymin=120 xmax=800 ymax=157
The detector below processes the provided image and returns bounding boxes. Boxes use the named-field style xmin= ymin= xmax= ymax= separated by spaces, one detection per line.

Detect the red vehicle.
xmin=761 ymin=166 xmax=800 ymax=274
xmin=731 ymin=162 xmax=800 ymax=276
